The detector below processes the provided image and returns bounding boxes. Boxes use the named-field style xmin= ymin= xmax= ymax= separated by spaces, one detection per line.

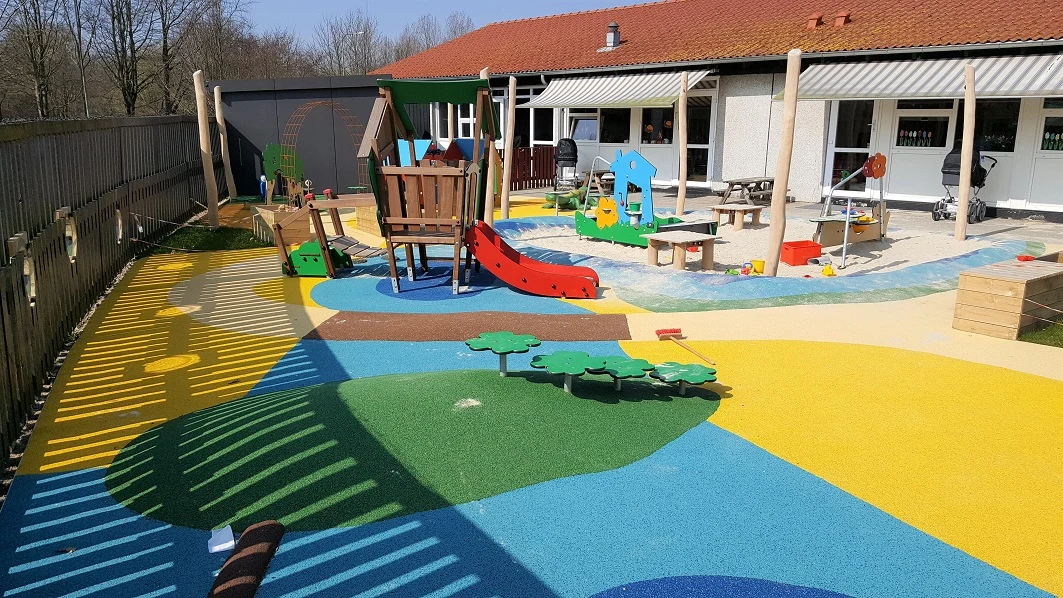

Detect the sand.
xmin=507 ymin=214 xmax=994 ymax=277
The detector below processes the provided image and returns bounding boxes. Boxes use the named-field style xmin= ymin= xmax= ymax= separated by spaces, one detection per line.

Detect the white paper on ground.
xmin=208 ymin=525 xmax=235 ymax=553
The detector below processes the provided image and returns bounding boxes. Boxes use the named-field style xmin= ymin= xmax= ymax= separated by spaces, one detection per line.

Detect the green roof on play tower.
xmin=377 ymin=78 xmax=499 ymax=136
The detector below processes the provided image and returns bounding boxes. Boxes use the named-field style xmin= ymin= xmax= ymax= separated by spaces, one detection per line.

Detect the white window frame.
xmin=683 ymin=87 xmax=718 ymax=187
xmin=1035 ymin=103 xmax=1063 ymax=154
xmin=892 ymin=102 xmax=956 ymax=150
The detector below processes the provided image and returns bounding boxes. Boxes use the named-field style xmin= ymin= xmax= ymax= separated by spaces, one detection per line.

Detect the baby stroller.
xmin=933 ymin=142 xmax=997 ymax=223
xmin=554 ymin=138 xmax=580 ymax=191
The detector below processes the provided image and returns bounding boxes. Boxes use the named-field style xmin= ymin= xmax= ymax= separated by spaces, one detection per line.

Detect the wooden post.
xmin=763 ymin=49 xmax=801 ymax=277
xmin=480 ymin=67 xmax=496 ymax=226
xmin=676 ymin=72 xmax=689 ymax=215
xmin=956 ymin=64 xmax=976 ymax=241
xmin=499 ymin=76 xmax=517 ymax=220
xmin=193 ymin=70 xmax=219 ymax=227
xmin=213 ymin=85 xmax=237 ymax=199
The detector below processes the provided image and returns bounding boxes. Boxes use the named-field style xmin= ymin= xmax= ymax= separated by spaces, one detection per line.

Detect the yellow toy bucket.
xmin=751 ymin=259 xmax=765 ymax=273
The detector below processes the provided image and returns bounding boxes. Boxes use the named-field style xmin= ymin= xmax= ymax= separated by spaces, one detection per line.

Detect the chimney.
xmin=806 ymin=12 xmax=823 ymax=29
xmin=606 ymin=22 xmax=620 ymax=48
xmin=834 ymin=11 xmax=852 ymax=26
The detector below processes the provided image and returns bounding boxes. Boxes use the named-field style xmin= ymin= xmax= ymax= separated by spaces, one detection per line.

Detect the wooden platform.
xmin=953 ymin=259 xmax=1063 ymax=339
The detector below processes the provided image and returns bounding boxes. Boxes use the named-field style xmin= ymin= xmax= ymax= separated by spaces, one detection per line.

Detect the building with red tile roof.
xmin=375 ymin=0 xmax=1063 ymax=217
xmin=376 ymin=0 xmax=1063 ymax=78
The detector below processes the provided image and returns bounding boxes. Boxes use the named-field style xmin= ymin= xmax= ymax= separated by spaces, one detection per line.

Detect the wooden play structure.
xmin=270 ymin=196 xmax=385 ymax=277
xmin=269 ymin=78 xmax=599 ymax=298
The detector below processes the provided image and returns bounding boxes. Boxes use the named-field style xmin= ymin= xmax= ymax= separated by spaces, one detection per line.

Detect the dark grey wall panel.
xmin=210 ymin=76 xmax=387 ymax=196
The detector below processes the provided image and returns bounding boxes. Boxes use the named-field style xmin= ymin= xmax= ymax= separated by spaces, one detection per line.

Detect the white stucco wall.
xmin=714 ymin=73 xmax=829 ymax=203
xmin=714 ymin=74 xmax=773 ymax=183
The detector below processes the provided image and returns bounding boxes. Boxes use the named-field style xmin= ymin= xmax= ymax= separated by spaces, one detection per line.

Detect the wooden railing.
xmin=503 ymin=146 xmax=556 ymax=191
xmin=0 ymin=116 xmax=223 ymax=468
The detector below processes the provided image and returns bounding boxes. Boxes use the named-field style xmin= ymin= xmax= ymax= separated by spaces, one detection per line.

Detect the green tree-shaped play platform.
xmin=530 ymin=351 xmax=607 ymax=393
xmin=650 ymin=362 xmax=717 ymax=396
xmin=590 ymin=356 xmax=656 ymax=390
xmin=466 ymin=331 xmax=541 ymax=376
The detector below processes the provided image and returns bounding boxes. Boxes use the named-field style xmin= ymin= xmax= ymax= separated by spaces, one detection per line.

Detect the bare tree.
xmin=12 ymin=0 xmax=64 ymax=117
xmin=444 ymin=11 xmax=474 ymax=40
xmin=313 ymin=9 xmax=385 ymax=75
xmin=181 ymin=0 xmax=249 ymax=80
xmin=96 ymin=0 xmax=158 ymax=115
xmin=409 ymin=14 xmax=440 ymax=51
xmin=62 ymin=0 xmax=100 ymax=116
xmin=154 ymin=0 xmax=199 ymax=113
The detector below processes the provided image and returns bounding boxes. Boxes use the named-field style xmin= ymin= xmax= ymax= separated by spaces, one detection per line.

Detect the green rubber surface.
xmin=106 ymin=370 xmax=719 ymax=532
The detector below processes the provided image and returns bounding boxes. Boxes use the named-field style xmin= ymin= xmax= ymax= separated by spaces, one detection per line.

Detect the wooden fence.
xmin=505 ymin=146 xmax=556 ymax=190
xmin=0 ymin=116 xmax=224 ymax=469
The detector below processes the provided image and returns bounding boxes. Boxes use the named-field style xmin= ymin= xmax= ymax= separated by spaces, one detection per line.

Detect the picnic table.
xmin=642 ymin=231 xmax=717 ymax=271
xmin=722 ymin=177 xmax=775 ymax=203
xmin=710 ymin=203 xmax=765 ymax=231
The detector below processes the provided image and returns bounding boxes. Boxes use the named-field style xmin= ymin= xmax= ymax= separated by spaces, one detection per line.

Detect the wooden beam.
xmin=676 ymin=72 xmax=689 ymax=215
xmin=764 ymin=49 xmax=802 ymax=277
xmin=481 ymin=67 xmax=496 ymax=226
xmin=956 ymin=64 xmax=976 ymax=241
xmin=447 ymin=103 xmax=456 ymax=142
xmin=499 ymin=76 xmax=517 ymax=220
xmin=213 ymin=85 xmax=238 ymax=199
xmin=193 ymin=70 xmax=219 ymax=227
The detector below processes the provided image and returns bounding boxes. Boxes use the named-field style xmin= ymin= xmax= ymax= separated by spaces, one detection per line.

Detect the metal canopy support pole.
xmin=955 ymin=64 xmax=976 ymax=241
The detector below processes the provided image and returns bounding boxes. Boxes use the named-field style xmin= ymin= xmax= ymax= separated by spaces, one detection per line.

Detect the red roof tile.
xmin=375 ymin=0 xmax=1063 ymax=78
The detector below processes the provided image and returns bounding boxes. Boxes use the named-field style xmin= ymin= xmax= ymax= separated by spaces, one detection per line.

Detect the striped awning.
xmin=523 ymin=71 xmax=712 ymax=108
xmin=790 ymin=54 xmax=1063 ymax=100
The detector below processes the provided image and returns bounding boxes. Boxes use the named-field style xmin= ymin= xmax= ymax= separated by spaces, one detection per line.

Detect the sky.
xmin=249 ymin=0 xmax=652 ymax=38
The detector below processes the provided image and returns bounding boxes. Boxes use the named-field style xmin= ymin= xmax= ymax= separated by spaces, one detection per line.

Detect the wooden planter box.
xmin=953 ymin=259 xmax=1063 ymax=339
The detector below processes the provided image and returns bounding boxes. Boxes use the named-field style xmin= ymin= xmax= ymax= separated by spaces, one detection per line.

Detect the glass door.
xmin=825 ymin=100 xmax=875 ymax=194
xmin=685 ymin=94 xmax=715 ymax=184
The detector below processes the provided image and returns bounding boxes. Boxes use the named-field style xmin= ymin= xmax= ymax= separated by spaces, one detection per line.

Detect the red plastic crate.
xmin=781 ymin=240 xmax=822 ymax=266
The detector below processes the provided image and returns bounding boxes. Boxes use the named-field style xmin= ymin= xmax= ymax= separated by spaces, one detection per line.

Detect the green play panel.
xmin=105 ymin=370 xmax=719 ymax=532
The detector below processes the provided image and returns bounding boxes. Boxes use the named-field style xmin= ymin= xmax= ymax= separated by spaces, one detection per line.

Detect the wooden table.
xmin=642 ymin=231 xmax=717 ymax=271
xmin=722 ymin=177 xmax=775 ymax=202
xmin=710 ymin=203 xmax=765 ymax=231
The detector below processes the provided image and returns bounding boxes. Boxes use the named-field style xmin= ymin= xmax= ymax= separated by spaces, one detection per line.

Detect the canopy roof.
xmin=378 ymin=79 xmax=499 ymax=136
xmin=791 ymin=54 xmax=1063 ymax=100
xmin=522 ymin=71 xmax=712 ymax=108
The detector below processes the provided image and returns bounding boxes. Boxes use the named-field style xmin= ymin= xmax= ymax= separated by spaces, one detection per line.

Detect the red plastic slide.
xmin=466 ymin=221 xmax=599 ymax=299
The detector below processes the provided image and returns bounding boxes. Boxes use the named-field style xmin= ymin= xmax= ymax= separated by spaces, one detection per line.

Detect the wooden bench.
xmin=953 ymin=259 xmax=1063 ymax=339
xmin=642 ymin=231 xmax=717 ymax=271
xmin=710 ymin=203 xmax=765 ymax=231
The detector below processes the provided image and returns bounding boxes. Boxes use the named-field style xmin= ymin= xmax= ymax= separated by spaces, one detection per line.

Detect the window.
xmin=533 ymin=108 xmax=554 ymax=143
xmin=830 ymin=100 xmax=875 ymax=191
xmin=835 ymin=100 xmax=873 ymax=149
xmin=896 ymin=117 xmax=949 ymax=147
xmin=435 ymin=103 xmax=449 ymax=139
xmin=514 ymin=108 xmax=530 ymax=147
xmin=599 ymin=108 xmax=630 ymax=143
xmin=1044 ymin=98 xmax=1063 ymax=109
xmin=688 ymin=100 xmax=712 ymax=145
xmin=954 ymin=99 xmax=1020 ymax=152
xmin=1043 ymin=117 xmax=1063 ymax=151
xmin=897 ymin=99 xmax=954 ymax=110
xmin=457 ymin=104 xmax=473 ymax=138
xmin=641 ymin=108 xmax=674 ymax=144
xmin=571 ymin=117 xmax=598 ymax=141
